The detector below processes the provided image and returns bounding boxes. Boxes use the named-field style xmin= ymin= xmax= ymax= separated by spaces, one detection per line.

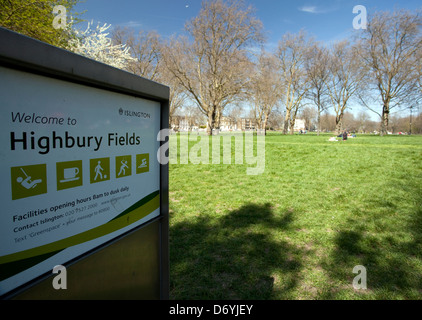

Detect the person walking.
xmin=94 ymin=161 xmax=104 ymax=180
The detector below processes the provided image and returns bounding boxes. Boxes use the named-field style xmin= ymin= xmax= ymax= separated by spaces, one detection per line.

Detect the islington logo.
xmin=118 ymin=108 xmax=151 ymax=119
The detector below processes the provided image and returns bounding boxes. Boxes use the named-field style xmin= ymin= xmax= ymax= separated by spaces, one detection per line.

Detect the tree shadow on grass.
xmin=169 ymin=203 xmax=303 ymax=299
xmin=320 ymin=177 xmax=422 ymax=299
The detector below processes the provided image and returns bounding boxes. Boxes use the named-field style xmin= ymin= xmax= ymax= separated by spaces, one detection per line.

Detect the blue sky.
xmin=74 ymin=0 xmax=422 ymax=47
xmin=72 ymin=0 xmax=421 ymax=120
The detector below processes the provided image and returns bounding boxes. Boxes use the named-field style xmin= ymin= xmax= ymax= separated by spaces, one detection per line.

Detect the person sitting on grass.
xmin=342 ymin=130 xmax=348 ymax=141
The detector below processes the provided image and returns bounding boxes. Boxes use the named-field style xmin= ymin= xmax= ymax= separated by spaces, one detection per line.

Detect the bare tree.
xmin=416 ymin=46 xmax=422 ymax=106
xmin=225 ymin=103 xmax=245 ymax=129
xmin=299 ymin=106 xmax=317 ymax=131
xmin=276 ymin=31 xmax=312 ymax=135
xmin=325 ymin=41 xmax=366 ymax=134
xmin=320 ymin=112 xmax=336 ymax=132
xmin=304 ymin=42 xmax=330 ymax=135
xmin=357 ymin=9 xmax=422 ymax=135
xmin=161 ymin=0 xmax=264 ymax=135
xmin=266 ymin=108 xmax=284 ymax=130
xmin=342 ymin=111 xmax=359 ymax=132
xmin=160 ymin=61 xmax=188 ymax=125
xmin=356 ymin=110 xmax=371 ymax=133
xmin=112 ymin=27 xmax=161 ymax=80
xmin=182 ymin=105 xmax=206 ymax=130
xmin=112 ymin=26 xmax=186 ymax=123
xmin=249 ymin=51 xmax=281 ymax=134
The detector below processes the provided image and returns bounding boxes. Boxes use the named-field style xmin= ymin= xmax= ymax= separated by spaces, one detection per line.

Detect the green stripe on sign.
xmin=0 ymin=251 xmax=61 ymax=282
xmin=0 ymin=191 xmax=160 ymax=281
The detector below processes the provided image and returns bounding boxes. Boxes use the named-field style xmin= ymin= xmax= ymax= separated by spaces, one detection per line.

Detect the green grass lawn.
xmin=168 ymin=133 xmax=422 ymax=300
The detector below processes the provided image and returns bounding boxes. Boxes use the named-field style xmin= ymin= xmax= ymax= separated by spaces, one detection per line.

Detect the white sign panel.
xmin=0 ymin=66 xmax=161 ymax=295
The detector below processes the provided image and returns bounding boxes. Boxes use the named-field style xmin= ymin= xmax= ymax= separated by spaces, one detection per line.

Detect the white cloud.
xmin=298 ymin=5 xmax=339 ymax=14
xmin=299 ymin=6 xmax=319 ymax=14
xmin=120 ymin=20 xmax=143 ymax=28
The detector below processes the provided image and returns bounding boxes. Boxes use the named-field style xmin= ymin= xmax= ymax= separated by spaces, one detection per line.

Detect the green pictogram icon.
xmin=57 ymin=160 xmax=83 ymax=191
xmin=90 ymin=157 xmax=110 ymax=184
xmin=11 ymin=164 xmax=47 ymax=200
xmin=116 ymin=155 xmax=132 ymax=178
xmin=136 ymin=153 xmax=149 ymax=174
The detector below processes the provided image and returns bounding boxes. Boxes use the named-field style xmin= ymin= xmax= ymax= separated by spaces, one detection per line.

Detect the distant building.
xmin=240 ymin=118 xmax=255 ymax=131
xmin=172 ymin=114 xmax=259 ymax=132
xmin=220 ymin=116 xmax=239 ymax=131
xmin=219 ymin=117 xmax=256 ymax=131
xmin=293 ymin=119 xmax=306 ymax=132
xmin=171 ymin=115 xmax=199 ymax=131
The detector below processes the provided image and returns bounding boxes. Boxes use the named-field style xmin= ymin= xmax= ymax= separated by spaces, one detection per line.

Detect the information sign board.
xmin=0 ymin=28 xmax=169 ymax=298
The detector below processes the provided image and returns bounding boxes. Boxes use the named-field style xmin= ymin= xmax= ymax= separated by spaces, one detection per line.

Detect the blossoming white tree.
xmin=68 ymin=22 xmax=135 ymax=70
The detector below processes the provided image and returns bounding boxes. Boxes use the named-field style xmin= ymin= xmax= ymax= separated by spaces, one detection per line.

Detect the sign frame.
xmin=0 ymin=27 xmax=169 ymax=300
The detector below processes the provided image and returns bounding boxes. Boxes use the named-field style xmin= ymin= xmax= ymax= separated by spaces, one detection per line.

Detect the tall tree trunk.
xmin=207 ymin=108 xmax=216 ymax=136
xmin=263 ymin=113 xmax=268 ymax=136
xmin=255 ymin=113 xmax=262 ymax=133
xmin=283 ymin=109 xmax=291 ymax=135
xmin=289 ymin=117 xmax=296 ymax=135
xmin=215 ymin=107 xmax=221 ymax=131
xmin=317 ymin=110 xmax=321 ymax=136
xmin=289 ymin=105 xmax=299 ymax=135
xmin=380 ymin=104 xmax=389 ymax=136
xmin=317 ymin=96 xmax=322 ymax=136
xmin=335 ymin=114 xmax=343 ymax=135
